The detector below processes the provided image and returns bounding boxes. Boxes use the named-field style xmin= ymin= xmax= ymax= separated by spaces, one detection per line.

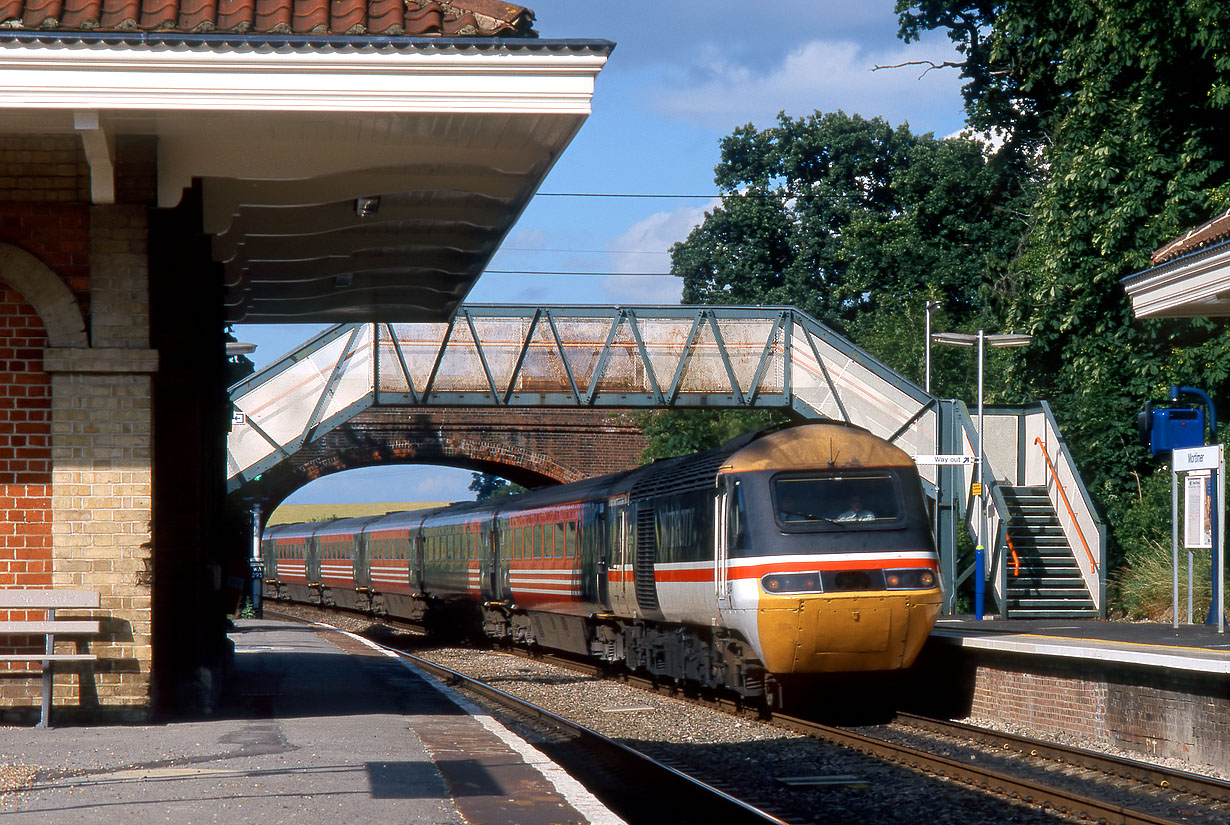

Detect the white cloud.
xmin=650 ymin=32 xmax=965 ymax=135
xmin=598 ymin=203 xmax=718 ymax=304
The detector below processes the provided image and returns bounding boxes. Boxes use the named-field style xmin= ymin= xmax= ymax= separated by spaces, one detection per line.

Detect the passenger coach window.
xmin=773 ymin=473 xmax=903 ymax=528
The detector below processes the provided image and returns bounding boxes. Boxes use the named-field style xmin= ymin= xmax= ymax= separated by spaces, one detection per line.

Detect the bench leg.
xmin=39 ymin=666 xmax=51 ymax=728
xmin=39 ymin=626 xmax=53 ymax=728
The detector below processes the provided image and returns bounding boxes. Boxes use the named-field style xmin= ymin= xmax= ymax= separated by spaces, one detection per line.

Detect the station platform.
xmin=930 ymin=616 xmax=1230 ymax=674
xmin=911 ymin=616 xmax=1230 ymax=772
xmin=0 ymin=619 xmax=625 ymax=825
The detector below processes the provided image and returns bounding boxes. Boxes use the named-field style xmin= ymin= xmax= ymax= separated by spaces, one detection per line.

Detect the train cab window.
xmin=773 ymin=473 xmax=903 ymax=529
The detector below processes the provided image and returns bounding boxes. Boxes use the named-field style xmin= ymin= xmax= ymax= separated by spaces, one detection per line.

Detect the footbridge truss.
xmin=227 ymin=305 xmax=1105 ymax=616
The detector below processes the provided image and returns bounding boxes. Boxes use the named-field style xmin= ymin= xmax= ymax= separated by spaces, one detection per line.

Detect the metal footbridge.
xmin=227 ymin=304 xmax=1105 ymax=617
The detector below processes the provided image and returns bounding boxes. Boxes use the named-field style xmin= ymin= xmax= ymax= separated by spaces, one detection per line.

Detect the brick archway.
xmin=245 ymin=407 xmax=650 ymax=513
xmin=0 ymin=243 xmax=87 ymax=348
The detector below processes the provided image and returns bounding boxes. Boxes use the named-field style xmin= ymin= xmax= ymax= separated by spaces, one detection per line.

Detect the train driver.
xmin=836 ymin=496 xmax=875 ymax=522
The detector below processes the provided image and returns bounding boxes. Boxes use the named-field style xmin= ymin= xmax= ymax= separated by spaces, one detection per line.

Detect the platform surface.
xmin=932 ymin=616 xmax=1230 ymax=674
xmin=0 ymin=619 xmax=624 ymax=825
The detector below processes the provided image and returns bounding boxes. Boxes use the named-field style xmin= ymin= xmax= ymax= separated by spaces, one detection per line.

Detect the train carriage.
xmin=263 ymin=422 xmax=943 ymax=705
xmin=312 ymin=516 xmax=383 ymax=611
xmin=262 ymin=522 xmax=315 ymax=603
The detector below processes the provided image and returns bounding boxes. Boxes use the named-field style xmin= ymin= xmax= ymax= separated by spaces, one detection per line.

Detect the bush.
xmin=1111 ymin=468 xmax=1223 ymax=621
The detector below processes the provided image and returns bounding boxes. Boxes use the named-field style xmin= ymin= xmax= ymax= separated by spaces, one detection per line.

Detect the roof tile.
xmin=177 ymin=0 xmax=217 ymax=31
xmin=98 ymin=0 xmax=142 ymax=29
xmin=1151 ymin=209 xmax=1230 ymax=265
xmin=1 ymin=0 xmax=536 ymax=35
xmin=141 ymin=0 xmax=180 ymax=29
xmin=366 ymin=0 xmax=402 ymax=34
xmin=23 ymin=0 xmax=60 ymax=28
xmin=252 ymin=0 xmax=290 ymax=32
xmin=292 ymin=0 xmax=328 ymax=33
xmin=59 ymin=0 xmax=102 ymax=28
xmin=214 ymin=0 xmax=253 ymax=31
xmin=329 ymin=0 xmax=363 ymax=34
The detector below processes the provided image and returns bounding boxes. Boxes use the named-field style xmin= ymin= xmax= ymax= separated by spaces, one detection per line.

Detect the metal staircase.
xmin=1002 ymin=485 xmax=1098 ymax=618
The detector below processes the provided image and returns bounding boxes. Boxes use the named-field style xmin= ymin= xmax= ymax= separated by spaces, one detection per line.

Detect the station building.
xmin=0 ymin=0 xmax=610 ymax=720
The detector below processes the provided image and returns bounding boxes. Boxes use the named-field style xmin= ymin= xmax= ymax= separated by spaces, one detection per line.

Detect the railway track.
xmin=268 ymin=606 xmax=1229 ymax=825
xmin=578 ymin=653 xmax=1229 ymax=825
xmin=890 ymin=712 xmax=1230 ymax=805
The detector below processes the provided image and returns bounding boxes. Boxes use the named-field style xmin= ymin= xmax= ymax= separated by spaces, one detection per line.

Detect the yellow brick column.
xmin=40 ymin=203 xmax=158 ymax=720
xmin=44 ymin=348 xmax=158 ymax=719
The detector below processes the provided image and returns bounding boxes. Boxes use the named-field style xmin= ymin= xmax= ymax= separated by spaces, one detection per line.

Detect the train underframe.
xmin=267 ymin=581 xmax=774 ymax=703
xmin=480 ymin=601 xmax=774 ymax=704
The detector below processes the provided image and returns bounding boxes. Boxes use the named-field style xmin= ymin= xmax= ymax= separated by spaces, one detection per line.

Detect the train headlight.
xmin=760 ymin=573 xmax=823 ymax=594
xmin=885 ymin=568 xmax=938 ymax=590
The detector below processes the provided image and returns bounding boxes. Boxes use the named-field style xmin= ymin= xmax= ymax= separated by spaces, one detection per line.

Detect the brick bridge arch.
xmin=247 ymin=407 xmax=649 ymax=513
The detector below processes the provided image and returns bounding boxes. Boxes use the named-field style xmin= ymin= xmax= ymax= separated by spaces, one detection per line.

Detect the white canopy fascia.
xmin=0 ymin=40 xmax=607 ymax=206
xmin=0 ymin=37 xmax=610 ymax=322
xmin=1122 ymin=242 xmax=1230 ymax=319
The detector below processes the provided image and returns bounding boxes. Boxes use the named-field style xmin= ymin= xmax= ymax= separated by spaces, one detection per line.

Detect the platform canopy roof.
xmin=0 ymin=0 xmax=612 ymax=322
xmin=1122 ymin=209 xmax=1230 ymax=319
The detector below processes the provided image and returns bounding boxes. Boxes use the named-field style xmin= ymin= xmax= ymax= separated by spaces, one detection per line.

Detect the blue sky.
xmin=238 ymin=0 xmax=970 ymax=507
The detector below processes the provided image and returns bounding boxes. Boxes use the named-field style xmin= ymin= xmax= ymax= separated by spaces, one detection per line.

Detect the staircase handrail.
xmin=1033 ymin=435 xmax=1098 ymax=573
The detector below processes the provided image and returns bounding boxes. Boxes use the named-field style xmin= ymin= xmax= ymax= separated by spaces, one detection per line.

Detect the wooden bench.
xmin=0 ymin=590 xmax=100 ymax=727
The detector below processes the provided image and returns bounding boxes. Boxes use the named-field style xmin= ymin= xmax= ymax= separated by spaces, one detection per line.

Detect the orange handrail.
xmin=1006 ymin=531 xmax=1020 ymax=577
xmin=1033 ymin=436 xmax=1098 ymax=572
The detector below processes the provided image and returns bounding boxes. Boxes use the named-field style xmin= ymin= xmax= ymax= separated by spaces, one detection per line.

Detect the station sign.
xmin=1173 ymin=445 xmax=1223 ymax=472
xmin=913 ymin=455 xmax=977 ymax=465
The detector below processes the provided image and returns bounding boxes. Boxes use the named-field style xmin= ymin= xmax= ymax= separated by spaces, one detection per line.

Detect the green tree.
xmin=672 ymin=110 xmax=1031 ymax=397
xmin=468 ymin=472 xmax=526 ymax=501
xmin=897 ymin=0 xmax=1230 ymax=570
xmin=637 ymin=409 xmax=790 ymax=462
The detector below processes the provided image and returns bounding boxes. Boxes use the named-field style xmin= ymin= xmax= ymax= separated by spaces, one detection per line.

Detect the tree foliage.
xmin=468 ymin=472 xmax=526 ymax=501
xmin=655 ymin=4 xmax=1230 ymax=605
xmin=897 ymin=0 xmax=1230 ymax=572
xmin=672 ymin=110 xmax=1033 ymax=405
xmin=675 ymin=111 xmax=1028 ymax=338
xmin=637 ymin=409 xmax=791 ymax=462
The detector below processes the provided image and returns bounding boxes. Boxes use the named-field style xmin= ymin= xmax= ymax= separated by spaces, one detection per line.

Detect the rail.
xmin=1034 ymin=436 xmax=1098 ymax=572
xmin=1006 ymin=530 xmax=1020 ymax=576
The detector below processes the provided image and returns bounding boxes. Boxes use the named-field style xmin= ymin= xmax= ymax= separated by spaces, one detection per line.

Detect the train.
xmin=261 ymin=422 xmax=943 ymax=705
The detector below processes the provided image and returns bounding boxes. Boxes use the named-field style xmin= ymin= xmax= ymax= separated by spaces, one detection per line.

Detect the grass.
xmin=266 ymin=501 xmax=451 ymax=526
xmin=1113 ymin=537 xmax=1220 ymax=621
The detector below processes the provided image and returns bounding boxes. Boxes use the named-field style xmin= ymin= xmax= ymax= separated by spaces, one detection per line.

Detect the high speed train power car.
xmin=262 ymin=422 xmax=943 ymax=705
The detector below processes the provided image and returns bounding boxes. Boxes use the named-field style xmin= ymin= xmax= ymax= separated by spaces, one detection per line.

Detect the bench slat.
xmin=0 ymin=654 xmax=96 ymax=662
xmin=0 ymin=621 xmax=101 ymax=634
xmin=0 ymin=590 xmax=100 ymax=609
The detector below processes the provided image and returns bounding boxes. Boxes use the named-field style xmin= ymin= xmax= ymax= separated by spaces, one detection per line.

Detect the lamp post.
xmin=931 ymin=330 xmax=1032 ymax=620
xmin=924 ymin=300 xmax=941 ymax=393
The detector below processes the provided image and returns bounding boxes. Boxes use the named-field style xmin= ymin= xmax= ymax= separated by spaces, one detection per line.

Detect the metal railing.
xmin=228 ymin=305 xmax=943 ymax=489
xmin=226 ymin=305 xmax=1103 ymax=616
xmin=980 ymin=402 xmax=1106 ymax=616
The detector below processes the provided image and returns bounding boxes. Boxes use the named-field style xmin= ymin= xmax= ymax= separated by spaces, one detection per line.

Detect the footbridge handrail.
xmin=225 ymin=304 xmax=1101 ymax=617
xmin=1034 ymin=435 xmax=1097 ymax=572
xmin=227 ymin=305 xmax=943 ymax=490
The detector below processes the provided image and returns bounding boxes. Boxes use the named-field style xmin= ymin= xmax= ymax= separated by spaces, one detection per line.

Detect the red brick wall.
xmin=0 ymin=204 xmax=91 ymax=310
xmin=905 ymin=644 xmax=1229 ymax=772
xmin=0 ymin=281 xmax=52 ymax=671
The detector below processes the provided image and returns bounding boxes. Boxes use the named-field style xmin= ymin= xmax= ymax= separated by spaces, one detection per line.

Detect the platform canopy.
xmin=1122 ymin=209 xmax=1230 ymax=318
xmin=0 ymin=0 xmax=611 ymax=322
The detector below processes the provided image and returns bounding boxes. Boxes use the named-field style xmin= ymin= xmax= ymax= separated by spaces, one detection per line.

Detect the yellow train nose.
xmin=756 ymin=590 xmax=942 ymax=673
